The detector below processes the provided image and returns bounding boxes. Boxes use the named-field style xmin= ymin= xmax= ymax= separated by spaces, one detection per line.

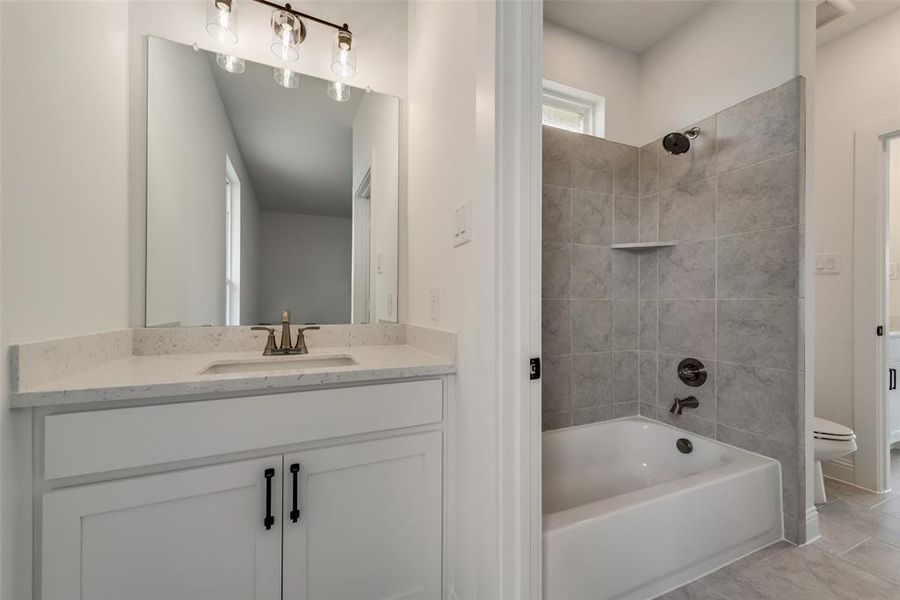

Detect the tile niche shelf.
xmin=610 ymin=241 xmax=677 ymax=250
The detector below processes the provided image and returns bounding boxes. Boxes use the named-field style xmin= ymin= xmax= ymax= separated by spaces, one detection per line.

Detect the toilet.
xmin=813 ymin=417 xmax=857 ymax=504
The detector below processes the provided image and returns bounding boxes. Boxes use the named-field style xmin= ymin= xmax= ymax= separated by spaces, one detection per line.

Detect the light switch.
xmin=815 ymin=253 xmax=841 ymax=275
xmin=891 ymin=263 xmax=899 ymax=280
xmin=386 ymin=292 xmax=393 ymax=317
xmin=429 ymin=287 xmax=440 ymax=321
xmin=377 ymin=253 xmax=384 ymax=274
xmin=452 ymin=202 xmax=472 ymax=247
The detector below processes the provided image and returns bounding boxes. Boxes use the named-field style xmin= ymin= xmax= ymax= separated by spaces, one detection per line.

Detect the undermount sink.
xmin=199 ymin=355 xmax=357 ymax=375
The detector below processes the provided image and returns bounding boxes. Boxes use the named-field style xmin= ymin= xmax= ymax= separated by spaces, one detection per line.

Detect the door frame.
xmin=495 ymin=0 xmax=543 ymax=597
xmin=852 ymin=115 xmax=900 ymax=493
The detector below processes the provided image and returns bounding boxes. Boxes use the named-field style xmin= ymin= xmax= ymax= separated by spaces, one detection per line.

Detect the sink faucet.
xmin=251 ymin=310 xmax=320 ymax=356
xmin=670 ymin=396 xmax=699 ymax=415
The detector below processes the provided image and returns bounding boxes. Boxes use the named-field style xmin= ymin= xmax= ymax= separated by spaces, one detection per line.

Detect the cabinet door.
xmin=42 ymin=456 xmax=283 ymax=600
xmin=283 ymin=432 xmax=442 ymax=600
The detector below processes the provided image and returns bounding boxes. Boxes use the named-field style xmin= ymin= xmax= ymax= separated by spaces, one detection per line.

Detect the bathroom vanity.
xmin=11 ymin=325 xmax=455 ymax=600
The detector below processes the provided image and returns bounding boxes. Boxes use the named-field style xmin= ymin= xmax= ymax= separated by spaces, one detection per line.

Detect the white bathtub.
xmin=543 ymin=417 xmax=782 ymax=600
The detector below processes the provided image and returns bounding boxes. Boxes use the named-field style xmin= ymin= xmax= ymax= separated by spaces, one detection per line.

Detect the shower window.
xmin=542 ymin=80 xmax=604 ymax=137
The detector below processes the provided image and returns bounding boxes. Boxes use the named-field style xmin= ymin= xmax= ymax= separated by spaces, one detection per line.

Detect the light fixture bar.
xmin=249 ymin=0 xmax=351 ymax=35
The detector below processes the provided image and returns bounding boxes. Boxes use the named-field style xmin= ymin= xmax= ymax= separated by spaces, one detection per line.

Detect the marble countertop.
xmin=11 ymin=344 xmax=455 ymax=408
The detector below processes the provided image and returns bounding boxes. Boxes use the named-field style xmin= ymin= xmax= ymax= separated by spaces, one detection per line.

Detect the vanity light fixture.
xmin=206 ymin=0 xmax=355 ymax=80
xmin=274 ymin=67 xmax=300 ymax=89
xmin=327 ymin=80 xmax=350 ymax=102
xmin=216 ymin=53 xmax=246 ymax=74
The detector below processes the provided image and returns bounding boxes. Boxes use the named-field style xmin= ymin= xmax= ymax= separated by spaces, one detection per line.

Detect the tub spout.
xmin=670 ymin=396 xmax=699 ymax=415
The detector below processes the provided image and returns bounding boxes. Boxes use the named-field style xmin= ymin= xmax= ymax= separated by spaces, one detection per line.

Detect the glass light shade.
xmin=206 ymin=0 xmax=238 ymax=45
xmin=274 ymin=67 xmax=300 ymax=89
xmin=216 ymin=53 xmax=245 ymax=74
xmin=327 ymin=80 xmax=351 ymax=102
xmin=331 ymin=31 xmax=357 ymax=78
xmin=270 ymin=10 xmax=304 ymax=62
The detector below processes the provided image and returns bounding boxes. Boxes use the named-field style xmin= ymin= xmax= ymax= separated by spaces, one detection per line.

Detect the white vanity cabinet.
xmin=42 ymin=457 xmax=284 ymax=600
xmin=37 ymin=379 xmax=446 ymax=600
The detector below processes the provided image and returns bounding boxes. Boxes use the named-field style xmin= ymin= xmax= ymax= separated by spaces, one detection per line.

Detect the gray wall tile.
xmin=639 ymin=351 xmax=658 ymax=405
xmin=717 ymin=299 xmax=798 ymax=370
xmin=542 ymin=185 xmax=571 ymax=243
xmin=640 ymin=300 xmax=658 ymax=351
xmin=614 ymin=195 xmax=640 ymax=244
xmin=716 ymin=79 xmax=800 ymax=173
xmin=572 ymin=299 xmax=613 ymax=353
xmin=542 ymin=242 xmax=571 ymax=298
xmin=542 ymin=126 xmax=571 ymax=188
xmin=613 ymin=300 xmax=639 ymax=350
xmin=572 ymin=191 xmax=613 ymax=245
xmin=573 ymin=406 xmax=613 ymax=426
xmin=573 ymin=352 xmax=613 ymax=408
xmin=657 ymin=353 xmax=716 ymax=422
xmin=639 ymin=195 xmax=659 ymax=243
xmin=640 ymin=402 xmax=658 ymax=419
xmin=658 ymin=116 xmax=717 ymax=191
xmin=613 ymin=249 xmax=639 ymax=298
xmin=640 ymin=252 xmax=658 ymax=299
xmin=718 ymin=154 xmax=799 ymax=235
xmin=659 ymin=177 xmax=717 ymax=242
xmin=543 ymin=411 xmax=572 ymax=431
xmin=717 ymin=362 xmax=798 ymax=440
xmin=542 ymin=355 xmax=572 ymax=414
xmin=717 ymin=227 xmax=798 ymax=299
xmin=658 ymin=300 xmax=716 ymax=358
xmin=572 ymin=244 xmax=612 ymax=298
xmin=612 ymin=143 xmax=639 ymax=197
xmin=542 ymin=299 xmax=571 ymax=356
xmin=571 ymin=132 xmax=615 ymax=193
xmin=658 ymin=239 xmax=716 ymax=299
xmin=613 ymin=350 xmax=639 ymax=403
xmin=614 ymin=402 xmax=639 ymax=418
xmin=639 ymin=142 xmax=659 ymax=197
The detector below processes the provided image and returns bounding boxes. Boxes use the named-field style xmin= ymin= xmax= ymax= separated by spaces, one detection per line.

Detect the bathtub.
xmin=543 ymin=417 xmax=782 ymax=600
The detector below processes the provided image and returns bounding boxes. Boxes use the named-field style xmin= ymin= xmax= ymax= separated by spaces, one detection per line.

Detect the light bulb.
xmin=331 ymin=30 xmax=357 ymax=78
xmin=216 ymin=53 xmax=245 ymax=74
xmin=206 ymin=0 xmax=238 ymax=45
xmin=327 ymin=80 xmax=350 ymax=102
xmin=274 ymin=67 xmax=300 ymax=89
xmin=271 ymin=10 xmax=304 ymax=62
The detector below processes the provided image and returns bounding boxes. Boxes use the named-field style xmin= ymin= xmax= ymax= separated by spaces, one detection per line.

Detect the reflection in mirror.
xmin=146 ymin=36 xmax=399 ymax=327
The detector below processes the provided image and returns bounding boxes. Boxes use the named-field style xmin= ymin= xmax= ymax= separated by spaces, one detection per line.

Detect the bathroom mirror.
xmin=145 ymin=36 xmax=399 ymax=327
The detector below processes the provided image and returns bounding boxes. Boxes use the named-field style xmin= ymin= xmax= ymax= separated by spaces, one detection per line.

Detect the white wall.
xmin=146 ymin=38 xmax=260 ymax=327
xmin=257 ymin=211 xmax=351 ymax=324
xmin=542 ymin=21 xmax=641 ymax=146
xmin=890 ymin=138 xmax=900 ymax=322
xmin=815 ymin=9 xmax=900 ymax=430
xmin=353 ymin=92 xmax=400 ymax=322
xmin=638 ymin=1 xmax=798 ymax=145
xmin=408 ymin=0 xmax=499 ymax=595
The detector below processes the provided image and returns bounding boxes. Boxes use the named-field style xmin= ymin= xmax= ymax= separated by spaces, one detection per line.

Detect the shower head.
xmin=662 ymin=127 xmax=700 ymax=155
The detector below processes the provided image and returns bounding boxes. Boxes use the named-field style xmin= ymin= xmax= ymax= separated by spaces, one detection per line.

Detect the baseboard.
xmin=802 ymin=506 xmax=820 ymax=545
xmin=822 ymin=456 xmax=854 ymax=483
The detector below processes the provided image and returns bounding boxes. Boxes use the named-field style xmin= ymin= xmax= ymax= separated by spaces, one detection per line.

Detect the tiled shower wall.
xmin=541 ymin=79 xmax=806 ymax=542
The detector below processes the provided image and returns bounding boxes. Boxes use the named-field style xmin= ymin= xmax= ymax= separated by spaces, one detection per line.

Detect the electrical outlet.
xmin=815 ymin=253 xmax=841 ymax=275
xmin=891 ymin=263 xmax=899 ymax=281
xmin=429 ymin=286 xmax=440 ymax=321
xmin=452 ymin=202 xmax=472 ymax=247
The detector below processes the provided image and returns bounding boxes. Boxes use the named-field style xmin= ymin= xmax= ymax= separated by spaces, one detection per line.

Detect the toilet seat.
xmin=812 ymin=417 xmax=857 ymax=504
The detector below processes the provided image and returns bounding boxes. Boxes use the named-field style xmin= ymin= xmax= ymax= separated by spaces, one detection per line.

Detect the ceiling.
xmin=209 ymin=54 xmax=363 ymax=218
xmin=543 ymin=0 xmax=714 ymax=54
xmin=817 ymin=0 xmax=900 ymax=46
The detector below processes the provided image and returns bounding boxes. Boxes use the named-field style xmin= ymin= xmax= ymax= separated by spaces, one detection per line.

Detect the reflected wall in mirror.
xmin=146 ymin=36 xmax=399 ymax=327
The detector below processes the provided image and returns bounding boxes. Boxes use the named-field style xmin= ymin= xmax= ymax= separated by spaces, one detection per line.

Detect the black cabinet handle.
xmin=263 ymin=468 xmax=275 ymax=530
xmin=891 ymin=368 xmax=897 ymax=391
xmin=289 ymin=463 xmax=301 ymax=523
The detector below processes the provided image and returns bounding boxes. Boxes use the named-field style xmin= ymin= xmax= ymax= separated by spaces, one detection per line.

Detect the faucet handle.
xmin=294 ymin=326 xmax=321 ymax=353
xmin=251 ymin=326 xmax=277 ymax=355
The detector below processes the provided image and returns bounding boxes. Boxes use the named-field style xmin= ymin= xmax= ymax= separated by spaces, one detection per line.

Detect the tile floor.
xmin=657 ymin=450 xmax=900 ymax=599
